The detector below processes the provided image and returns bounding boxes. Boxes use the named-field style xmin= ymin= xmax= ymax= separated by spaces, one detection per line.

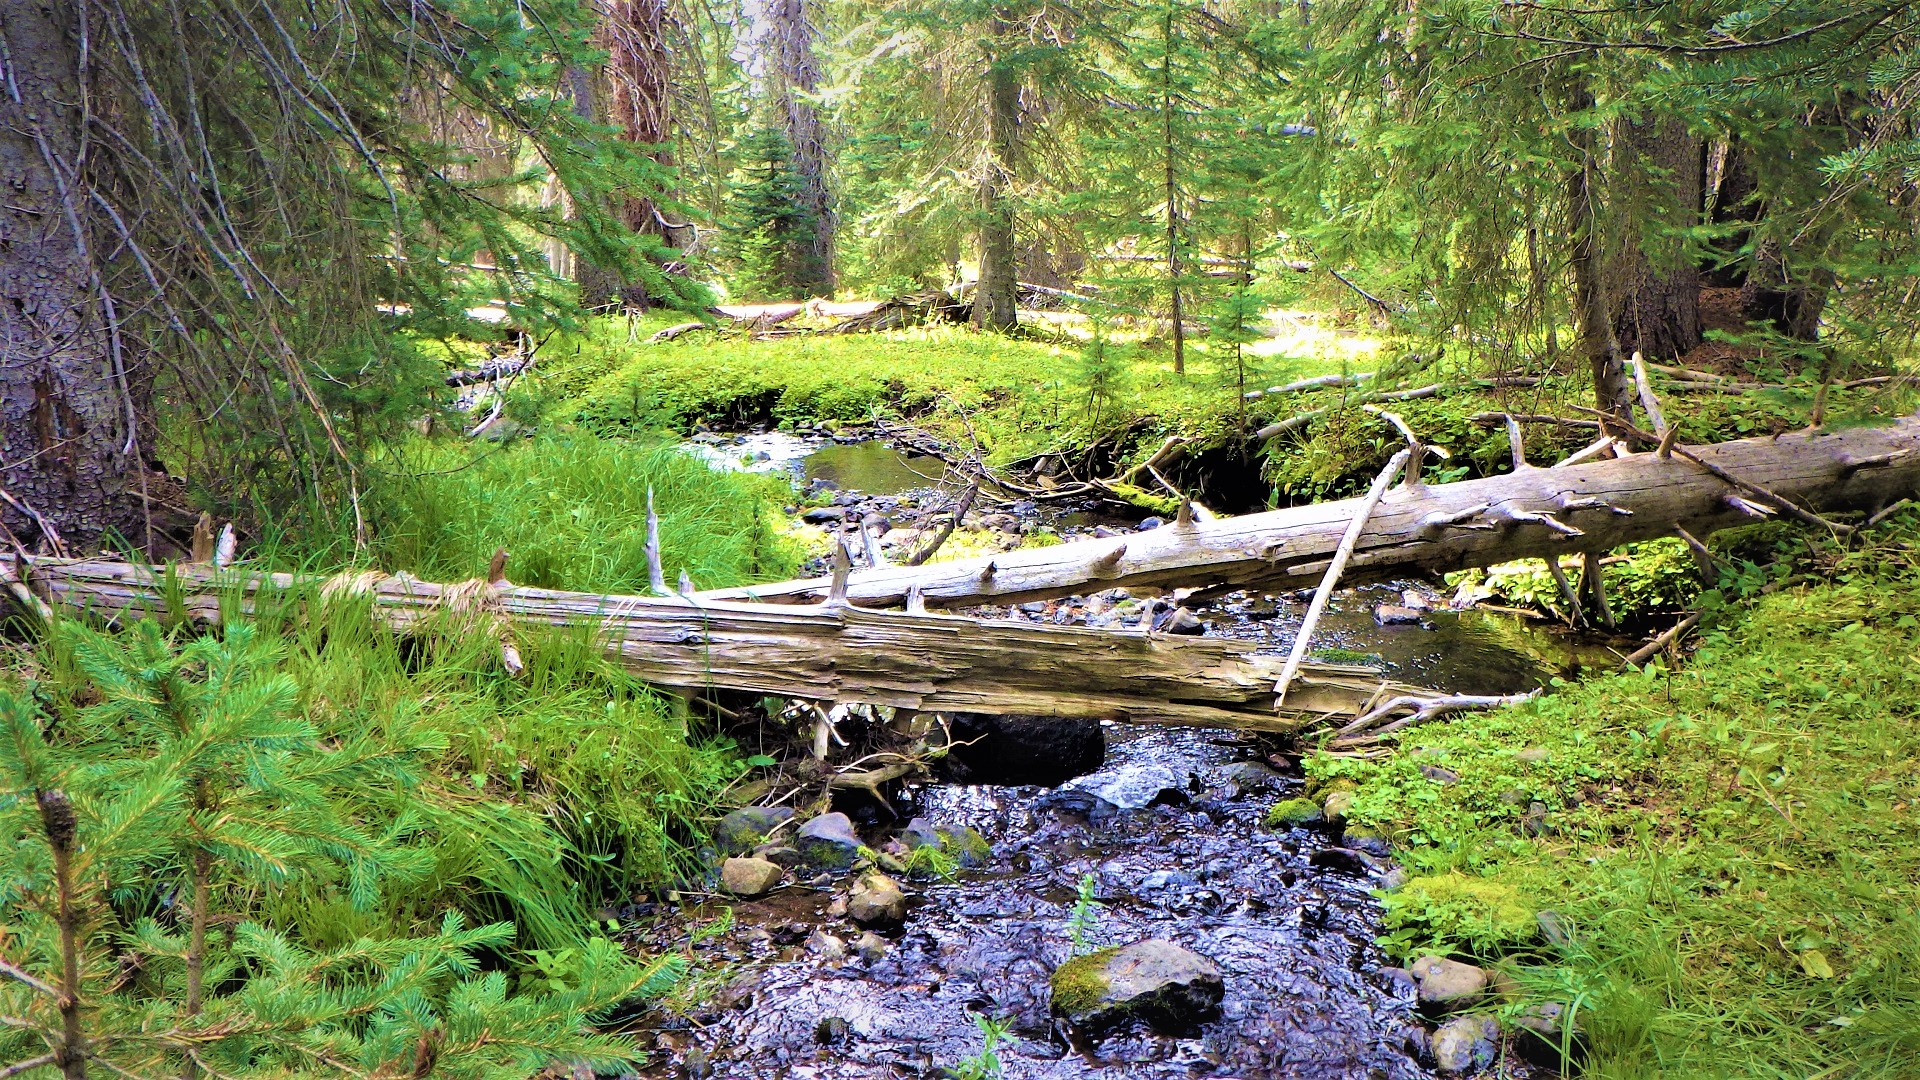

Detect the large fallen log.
xmin=699 ymin=416 xmax=1920 ymax=609
xmin=0 ymin=556 xmax=1427 ymax=732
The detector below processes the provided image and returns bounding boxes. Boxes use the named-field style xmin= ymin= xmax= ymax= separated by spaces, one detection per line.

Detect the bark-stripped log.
xmin=1 ymin=557 xmax=1429 ymax=732
xmin=700 ymin=416 xmax=1920 ymax=609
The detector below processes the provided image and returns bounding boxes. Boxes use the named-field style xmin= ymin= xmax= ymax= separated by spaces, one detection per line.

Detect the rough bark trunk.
xmin=1609 ymin=117 xmax=1703 ymax=362
xmin=973 ymin=12 xmax=1020 ymax=332
xmin=603 ymin=0 xmax=683 ymax=308
xmin=0 ymin=1 xmax=144 ymax=552
xmin=7 ymin=557 xmax=1430 ymax=732
xmin=1565 ymin=86 xmax=1635 ymax=419
xmin=1160 ymin=4 xmax=1185 ymax=375
xmin=766 ymin=0 xmax=834 ymax=296
xmin=700 ymin=417 xmax=1920 ymax=609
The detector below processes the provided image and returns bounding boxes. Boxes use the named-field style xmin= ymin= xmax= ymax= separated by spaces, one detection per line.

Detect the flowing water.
xmin=638 ymin=434 xmax=1597 ymax=1079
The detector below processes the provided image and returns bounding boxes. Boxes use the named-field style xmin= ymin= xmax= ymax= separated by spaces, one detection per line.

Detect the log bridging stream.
xmin=0 ymin=556 xmax=1436 ymax=732
xmin=698 ymin=416 xmax=1920 ymax=609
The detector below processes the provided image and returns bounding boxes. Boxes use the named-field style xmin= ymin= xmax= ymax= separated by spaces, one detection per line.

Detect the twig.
xmin=1630 ymin=352 xmax=1670 ymax=452
xmin=1623 ymin=612 xmax=1702 ymax=668
xmin=1864 ymin=499 xmax=1912 ymax=530
xmin=1674 ymin=527 xmax=1719 ymax=583
xmin=1328 ymin=691 xmax=1537 ymax=746
xmin=1545 ymin=558 xmax=1583 ymax=625
xmin=904 ymin=481 xmax=978 ymax=567
xmin=1255 ymin=384 xmax=1442 ymax=440
xmin=1274 ymin=449 xmax=1409 ymax=706
xmin=1582 ymin=552 xmax=1616 ymax=630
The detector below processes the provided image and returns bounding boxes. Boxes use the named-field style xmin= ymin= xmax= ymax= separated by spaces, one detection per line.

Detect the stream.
xmin=636 ymin=431 xmax=1604 ymax=1079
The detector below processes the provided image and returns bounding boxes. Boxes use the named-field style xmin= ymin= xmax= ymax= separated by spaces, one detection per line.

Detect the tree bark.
xmin=1609 ymin=117 xmax=1703 ymax=362
xmin=766 ymin=0 xmax=834 ymax=296
xmin=700 ymin=417 xmax=1920 ymax=609
xmin=9 ymin=556 xmax=1431 ymax=732
xmin=602 ymin=0 xmax=684 ymax=308
xmin=973 ymin=11 xmax=1020 ymax=331
xmin=1160 ymin=3 xmax=1185 ymax=375
xmin=1565 ymin=86 xmax=1634 ymax=419
xmin=0 ymin=0 xmax=145 ymax=552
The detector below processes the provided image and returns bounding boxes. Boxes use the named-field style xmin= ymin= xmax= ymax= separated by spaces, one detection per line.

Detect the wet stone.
xmin=851 ymin=931 xmax=890 ymax=963
xmin=1341 ymin=826 xmax=1393 ymax=857
xmin=1419 ymin=764 xmax=1462 ymax=785
xmin=1050 ymin=939 xmax=1225 ymax=1033
xmin=721 ymin=857 xmax=784 ymax=897
xmin=1410 ymin=955 xmax=1489 ymax=1010
xmin=1431 ymin=1014 xmax=1500 ymax=1074
xmin=1373 ymin=604 xmax=1426 ymax=625
xmin=715 ymin=806 xmax=794 ymax=855
xmin=1219 ymin=760 xmax=1284 ymax=796
xmin=1266 ymin=797 xmax=1327 ymax=829
xmin=812 ymin=1016 xmax=853 ymax=1046
xmin=796 ymin=812 xmax=862 ymax=870
xmin=1163 ymin=606 xmax=1206 ymax=635
xmin=846 ymin=871 xmax=908 ymax=927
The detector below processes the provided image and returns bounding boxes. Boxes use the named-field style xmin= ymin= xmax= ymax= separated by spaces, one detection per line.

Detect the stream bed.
xmin=634 ymin=431 xmax=1604 ymax=1078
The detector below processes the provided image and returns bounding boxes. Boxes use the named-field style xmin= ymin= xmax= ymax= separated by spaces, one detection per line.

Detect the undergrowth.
xmin=363 ymin=435 xmax=803 ymax=594
xmin=1306 ymin=509 xmax=1920 ymax=1078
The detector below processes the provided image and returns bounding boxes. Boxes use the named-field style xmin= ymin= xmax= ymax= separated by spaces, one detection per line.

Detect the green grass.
xmin=364 ymin=434 xmax=803 ymax=594
xmin=1306 ymin=511 xmax=1920 ymax=1078
xmin=247 ymin=594 xmax=742 ymax=945
xmin=520 ymin=312 xmax=1374 ymax=468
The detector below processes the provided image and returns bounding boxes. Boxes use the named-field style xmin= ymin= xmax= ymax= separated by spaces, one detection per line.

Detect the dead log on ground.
xmin=698 ymin=416 xmax=1920 ymax=609
xmin=1 ymin=556 xmax=1432 ymax=732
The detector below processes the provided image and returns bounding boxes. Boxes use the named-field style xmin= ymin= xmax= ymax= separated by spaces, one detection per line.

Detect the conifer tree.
xmin=0 ymin=619 xmax=677 ymax=1078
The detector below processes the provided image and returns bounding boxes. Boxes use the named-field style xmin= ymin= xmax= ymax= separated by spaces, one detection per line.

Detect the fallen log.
xmin=1 ymin=556 xmax=1430 ymax=732
xmin=698 ymin=416 xmax=1920 ymax=609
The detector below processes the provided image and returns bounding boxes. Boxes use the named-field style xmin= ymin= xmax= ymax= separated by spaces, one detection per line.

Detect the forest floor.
xmin=365 ymin=309 xmax=1920 ymax=1076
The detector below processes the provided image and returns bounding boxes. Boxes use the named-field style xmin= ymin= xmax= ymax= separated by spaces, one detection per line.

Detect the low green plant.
xmin=1067 ymin=871 xmax=1102 ymax=955
xmin=945 ymin=1012 xmax=1011 ymax=1080
xmin=0 ymin=618 xmax=679 ymax=1077
xmin=361 ymin=434 xmax=803 ymax=594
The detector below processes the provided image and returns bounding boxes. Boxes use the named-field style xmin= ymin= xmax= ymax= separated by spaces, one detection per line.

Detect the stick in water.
xmin=1273 ymin=448 xmax=1410 ymax=706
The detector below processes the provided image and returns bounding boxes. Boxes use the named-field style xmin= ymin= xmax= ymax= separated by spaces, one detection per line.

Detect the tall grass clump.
xmin=367 ymin=435 xmax=802 ymax=593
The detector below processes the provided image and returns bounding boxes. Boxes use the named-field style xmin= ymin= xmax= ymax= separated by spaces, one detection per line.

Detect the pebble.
xmin=720 ymin=857 xmax=784 ymax=897
xmin=1050 ymin=939 xmax=1224 ymax=1031
xmin=714 ymin=806 xmax=793 ymax=854
xmin=847 ymin=871 xmax=908 ymax=926
xmin=806 ymin=930 xmax=846 ymax=962
xmin=852 ymin=931 xmax=890 ymax=963
xmin=1163 ymin=606 xmax=1206 ymax=635
xmin=796 ymin=812 xmax=862 ymax=870
xmin=1431 ymin=1014 xmax=1500 ymax=1073
xmin=1136 ymin=517 xmax=1166 ymax=531
xmin=1373 ymin=604 xmax=1425 ymax=625
xmin=1410 ymin=955 xmax=1489 ymax=1010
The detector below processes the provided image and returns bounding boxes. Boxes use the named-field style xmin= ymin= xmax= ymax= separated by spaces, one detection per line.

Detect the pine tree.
xmin=0 ymin=619 xmax=678 ymax=1078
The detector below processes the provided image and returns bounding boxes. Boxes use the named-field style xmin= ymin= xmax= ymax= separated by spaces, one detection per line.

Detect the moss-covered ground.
xmin=1307 ymin=509 xmax=1920 ymax=1078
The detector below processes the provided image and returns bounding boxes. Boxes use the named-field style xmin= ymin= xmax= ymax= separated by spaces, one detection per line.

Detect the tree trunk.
xmin=1160 ymin=3 xmax=1185 ymax=375
xmin=973 ymin=12 xmax=1020 ymax=332
xmin=700 ymin=417 xmax=1920 ymax=609
xmin=1565 ymin=89 xmax=1634 ymax=419
xmin=767 ymin=0 xmax=834 ymax=297
xmin=13 ymin=556 xmax=1431 ymax=732
xmin=602 ymin=0 xmax=683 ymax=308
xmin=0 ymin=1 xmax=145 ymax=552
xmin=1609 ymin=117 xmax=1703 ymax=362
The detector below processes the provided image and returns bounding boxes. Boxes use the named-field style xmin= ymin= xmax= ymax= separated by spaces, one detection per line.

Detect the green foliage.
xmin=720 ymin=126 xmax=826 ymax=300
xmin=364 ymin=435 xmax=803 ymax=594
xmin=1067 ymin=871 xmax=1103 ymax=955
xmin=0 ymin=619 xmax=683 ymax=1077
xmin=1307 ymin=511 xmax=1920 ymax=1077
xmin=946 ymin=1012 xmax=1012 ymax=1080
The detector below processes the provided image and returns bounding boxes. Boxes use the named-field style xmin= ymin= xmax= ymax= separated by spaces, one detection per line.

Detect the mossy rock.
xmin=1385 ymin=873 xmax=1539 ymax=953
xmin=1266 ymin=797 xmax=1327 ymax=829
xmin=940 ymin=825 xmax=991 ymax=868
xmin=1050 ymin=948 xmax=1119 ymax=1017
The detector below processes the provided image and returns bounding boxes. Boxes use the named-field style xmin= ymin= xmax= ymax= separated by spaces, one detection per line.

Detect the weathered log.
xmin=699 ymin=416 xmax=1920 ymax=610
xmin=1 ymin=556 xmax=1428 ymax=732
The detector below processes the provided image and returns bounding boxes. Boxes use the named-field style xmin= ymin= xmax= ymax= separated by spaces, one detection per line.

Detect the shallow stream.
xmin=640 ymin=432 xmax=1600 ymax=1078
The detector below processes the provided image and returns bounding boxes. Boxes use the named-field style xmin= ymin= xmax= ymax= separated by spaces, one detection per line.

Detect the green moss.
xmin=1265 ymin=797 xmax=1327 ymax=828
xmin=940 ymin=826 xmax=992 ymax=868
xmin=1309 ymin=509 xmax=1920 ymax=1077
xmin=1050 ymin=948 xmax=1118 ymax=1016
xmin=1382 ymin=873 xmax=1537 ymax=955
